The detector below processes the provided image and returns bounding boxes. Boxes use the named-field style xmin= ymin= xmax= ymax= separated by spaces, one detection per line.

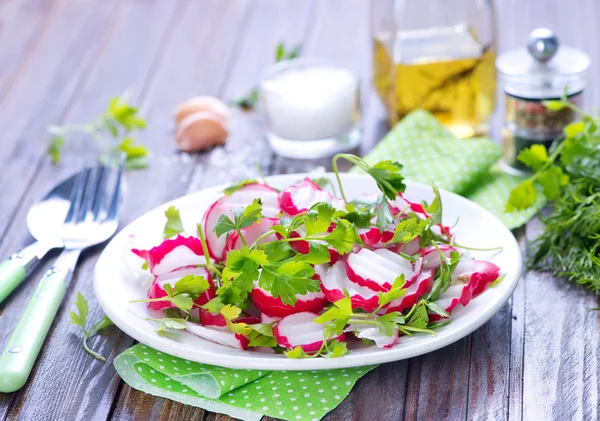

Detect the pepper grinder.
xmin=496 ymin=28 xmax=590 ymax=174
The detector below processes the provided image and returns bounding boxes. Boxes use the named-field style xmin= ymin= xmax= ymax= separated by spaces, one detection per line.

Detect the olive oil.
xmin=373 ymin=26 xmax=496 ymax=138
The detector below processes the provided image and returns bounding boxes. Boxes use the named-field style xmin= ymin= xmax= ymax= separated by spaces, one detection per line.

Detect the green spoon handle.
xmin=0 ymin=242 xmax=48 ymax=304
xmin=0 ymin=248 xmax=80 ymax=393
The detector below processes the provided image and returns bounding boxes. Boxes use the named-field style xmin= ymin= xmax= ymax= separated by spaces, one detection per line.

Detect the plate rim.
xmin=94 ymin=173 xmax=522 ymax=370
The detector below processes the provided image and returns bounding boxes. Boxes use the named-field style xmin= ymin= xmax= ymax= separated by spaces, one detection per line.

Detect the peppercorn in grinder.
xmin=496 ymin=28 xmax=590 ymax=174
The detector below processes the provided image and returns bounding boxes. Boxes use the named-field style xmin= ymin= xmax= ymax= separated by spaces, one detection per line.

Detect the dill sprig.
xmin=506 ymin=97 xmax=600 ymax=292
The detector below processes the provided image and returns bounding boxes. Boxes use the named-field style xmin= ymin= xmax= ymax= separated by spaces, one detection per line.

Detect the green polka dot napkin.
xmin=358 ymin=110 xmax=544 ymax=229
xmin=114 ymin=344 xmax=375 ymax=421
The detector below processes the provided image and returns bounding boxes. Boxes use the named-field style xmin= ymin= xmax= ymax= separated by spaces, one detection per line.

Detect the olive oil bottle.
xmin=372 ymin=0 xmax=497 ymax=138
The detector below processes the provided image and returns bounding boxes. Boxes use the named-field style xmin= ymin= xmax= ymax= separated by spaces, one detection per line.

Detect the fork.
xmin=0 ymin=158 xmax=124 ymax=393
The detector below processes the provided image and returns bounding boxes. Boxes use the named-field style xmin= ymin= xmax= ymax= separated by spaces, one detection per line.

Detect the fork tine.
xmin=105 ymin=156 xmax=125 ymax=221
xmin=91 ymin=165 xmax=110 ymax=221
xmin=76 ymin=165 xmax=99 ymax=223
xmin=63 ymin=168 xmax=88 ymax=225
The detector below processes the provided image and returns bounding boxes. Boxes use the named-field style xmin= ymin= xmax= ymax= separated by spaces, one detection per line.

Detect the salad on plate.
xmin=129 ymin=154 xmax=502 ymax=358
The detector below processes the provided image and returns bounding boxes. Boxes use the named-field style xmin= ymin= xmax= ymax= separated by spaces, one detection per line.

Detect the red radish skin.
xmin=347 ymin=324 xmax=399 ymax=349
xmin=200 ymin=309 xmax=227 ymax=327
xmin=384 ymin=269 xmax=434 ymax=313
xmin=133 ymin=235 xmax=206 ymax=276
xmin=420 ymin=245 xmax=458 ymax=269
xmin=273 ymin=311 xmax=346 ymax=352
xmin=429 ymin=258 xmax=500 ymax=320
xmin=346 ymin=248 xmax=419 ymax=292
xmin=471 ymin=260 xmax=501 ymax=296
xmin=224 ymin=217 xmax=279 ymax=255
xmin=287 ymin=227 xmax=341 ymax=265
xmin=315 ymin=262 xmax=380 ymax=312
xmin=279 ymin=177 xmax=344 ymax=216
xmin=250 ymin=283 xmax=327 ymax=318
xmin=146 ymin=266 xmax=215 ymax=311
xmin=359 ymin=226 xmax=395 ymax=248
xmin=202 ymin=183 xmax=280 ymax=261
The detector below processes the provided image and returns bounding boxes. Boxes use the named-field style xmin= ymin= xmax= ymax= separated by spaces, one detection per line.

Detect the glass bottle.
xmin=372 ymin=0 xmax=497 ymax=138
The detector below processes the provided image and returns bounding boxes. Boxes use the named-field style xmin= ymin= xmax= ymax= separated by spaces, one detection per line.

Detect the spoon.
xmin=0 ymin=174 xmax=77 ymax=304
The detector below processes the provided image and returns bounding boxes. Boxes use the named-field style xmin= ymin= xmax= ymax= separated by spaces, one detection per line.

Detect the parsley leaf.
xmin=538 ymin=166 xmax=570 ymax=201
xmin=391 ymin=217 xmax=427 ymax=244
xmin=506 ymin=179 xmax=537 ymax=212
xmin=324 ymin=219 xmax=360 ymax=254
xmin=70 ymin=291 xmax=113 ymax=362
xmin=258 ymin=260 xmax=318 ymax=305
xmin=517 ymin=144 xmax=548 ymax=171
xmin=367 ymin=160 xmax=406 ymax=200
xmin=215 ymin=198 xmax=263 ymax=238
xmin=163 ymin=206 xmax=185 ymax=239
xmin=304 ymin=203 xmax=335 ymax=236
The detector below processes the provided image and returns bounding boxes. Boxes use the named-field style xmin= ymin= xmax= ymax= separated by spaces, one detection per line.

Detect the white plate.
xmin=94 ymin=173 xmax=522 ymax=370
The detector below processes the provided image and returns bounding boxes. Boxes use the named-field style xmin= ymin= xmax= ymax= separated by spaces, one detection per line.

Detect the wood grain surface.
xmin=0 ymin=1 xmax=598 ymax=420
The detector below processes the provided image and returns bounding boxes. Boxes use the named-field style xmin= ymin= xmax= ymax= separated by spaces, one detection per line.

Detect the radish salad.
xmin=131 ymin=154 xmax=502 ymax=358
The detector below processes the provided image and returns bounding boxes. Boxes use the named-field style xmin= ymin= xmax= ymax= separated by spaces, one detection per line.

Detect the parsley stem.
xmin=197 ymin=223 xmax=223 ymax=277
xmin=331 ymin=154 xmax=349 ymax=203
xmin=82 ymin=333 xmax=107 ymax=362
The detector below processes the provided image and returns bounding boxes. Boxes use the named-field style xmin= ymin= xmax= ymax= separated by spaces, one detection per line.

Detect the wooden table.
xmin=0 ymin=0 xmax=599 ymax=419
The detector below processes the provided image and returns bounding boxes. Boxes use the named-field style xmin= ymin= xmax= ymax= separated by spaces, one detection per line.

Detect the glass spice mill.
xmin=496 ymin=28 xmax=590 ymax=174
xmin=371 ymin=0 xmax=497 ymax=138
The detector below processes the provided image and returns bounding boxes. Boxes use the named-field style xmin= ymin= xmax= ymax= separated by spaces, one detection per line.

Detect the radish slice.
xmin=147 ymin=266 xmax=215 ymax=311
xmin=347 ymin=324 xmax=399 ymax=349
xmin=383 ymin=269 xmax=434 ymax=313
xmin=200 ymin=309 xmax=227 ymax=327
xmin=250 ymin=282 xmax=327 ymax=318
xmin=279 ymin=177 xmax=345 ymax=216
xmin=420 ymin=245 xmax=458 ymax=269
xmin=393 ymin=193 xmax=428 ymax=218
xmin=273 ymin=312 xmax=345 ymax=352
xmin=133 ymin=235 xmax=206 ymax=276
xmin=346 ymin=248 xmax=419 ymax=292
xmin=287 ymin=226 xmax=341 ymax=265
xmin=359 ymin=226 xmax=395 ymax=247
xmin=260 ymin=313 xmax=281 ymax=324
xmin=471 ymin=260 xmax=501 ymax=296
xmin=202 ymin=184 xmax=279 ymax=261
xmin=429 ymin=258 xmax=500 ymax=319
xmin=315 ymin=262 xmax=380 ymax=312
xmin=224 ymin=217 xmax=279 ymax=254
xmin=186 ymin=322 xmax=249 ymax=350
xmin=396 ymin=237 xmax=421 ymax=256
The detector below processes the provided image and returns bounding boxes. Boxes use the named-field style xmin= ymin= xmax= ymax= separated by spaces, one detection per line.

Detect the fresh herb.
xmin=163 ymin=206 xmax=185 ymax=239
xmin=70 ymin=292 xmax=113 ymax=362
xmin=48 ymin=92 xmax=148 ymax=169
xmin=232 ymin=42 xmax=302 ymax=110
xmin=131 ymin=275 xmax=210 ymax=313
xmin=506 ymin=99 xmax=600 ymax=292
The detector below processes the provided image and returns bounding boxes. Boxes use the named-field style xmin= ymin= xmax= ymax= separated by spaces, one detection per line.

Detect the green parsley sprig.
xmin=70 ymin=292 xmax=114 ymax=361
xmin=506 ymin=98 xmax=600 ymax=291
xmin=48 ymin=92 xmax=148 ymax=169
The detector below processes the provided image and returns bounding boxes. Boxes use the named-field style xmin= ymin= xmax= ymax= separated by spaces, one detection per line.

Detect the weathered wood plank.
xmin=0 ymin=0 xmax=189 ymax=419
xmin=520 ymin=218 xmax=599 ymax=421
xmin=0 ymin=0 xmax=55 ymax=97
xmin=0 ymin=0 xmax=120 ymax=239
xmin=187 ymin=0 xmax=316 ymax=193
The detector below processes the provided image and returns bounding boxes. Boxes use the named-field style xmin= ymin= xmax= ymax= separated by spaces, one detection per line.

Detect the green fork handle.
xmin=0 ymin=242 xmax=56 ymax=305
xmin=0 ymin=248 xmax=80 ymax=393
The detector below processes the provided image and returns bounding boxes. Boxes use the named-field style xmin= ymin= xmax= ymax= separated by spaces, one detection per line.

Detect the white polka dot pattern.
xmin=355 ymin=110 xmax=544 ymax=229
xmin=114 ymin=344 xmax=376 ymax=421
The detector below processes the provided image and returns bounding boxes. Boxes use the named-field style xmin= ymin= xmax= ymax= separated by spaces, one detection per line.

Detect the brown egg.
xmin=174 ymin=96 xmax=230 ymax=126
xmin=176 ymin=110 xmax=229 ymax=152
